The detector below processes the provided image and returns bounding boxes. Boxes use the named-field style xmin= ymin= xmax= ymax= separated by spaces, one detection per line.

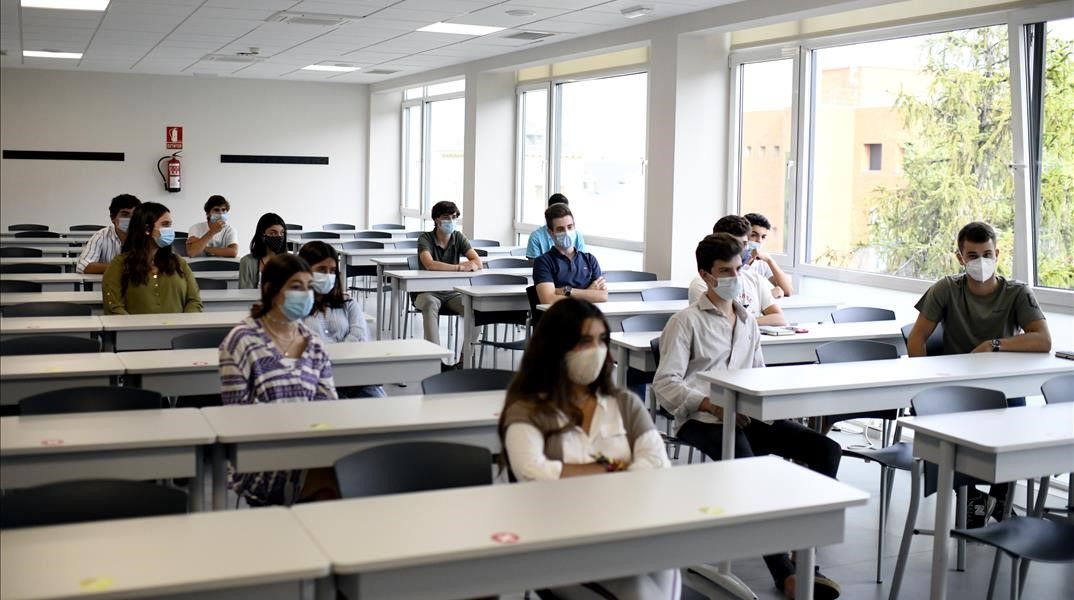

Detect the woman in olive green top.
xmin=102 ymin=202 xmax=203 ymax=315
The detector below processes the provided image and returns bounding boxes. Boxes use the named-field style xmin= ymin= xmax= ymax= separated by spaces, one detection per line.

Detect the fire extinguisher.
xmin=157 ymin=152 xmax=181 ymax=193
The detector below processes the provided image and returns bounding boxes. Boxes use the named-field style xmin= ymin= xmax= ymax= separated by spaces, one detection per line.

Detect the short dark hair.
xmin=712 ymin=215 xmax=751 ymax=237
xmin=957 ymin=221 xmax=997 ymax=251
xmin=431 ymin=201 xmax=459 ymax=221
xmin=696 ymin=233 xmax=743 ymax=272
xmin=743 ymin=212 xmax=772 ymax=230
xmin=548 ymin=193 xmax=568 ymax=206
xmin=545 ymin=203 xmax=573 ymax=229
xmin=108 ymin=194 xmax=141 ymax=219
xmin=204 ymin=195 xmax=229 ymax=214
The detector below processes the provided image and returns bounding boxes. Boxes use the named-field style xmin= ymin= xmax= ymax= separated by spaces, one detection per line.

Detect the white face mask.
xmin=964 ymin=256 xmax=996 ymax=282
xmin=311 ymin=272 xmax=336 ymax=295
xmin=565 ymin=344 xmax=607 ymax=386
xmin=706 ymin=272 xmax=742 ymax=302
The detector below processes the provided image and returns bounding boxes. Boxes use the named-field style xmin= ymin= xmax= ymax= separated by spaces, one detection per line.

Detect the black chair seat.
xmin=171 ymin=328 xmax=232 ymax=349
xmin=0 ymin=263 xmax=62 ymax=274
xmin=952 ymin=516 xmax=1074 ymax=562
xmin=479 ymin=338 xmax=527 ymax=352
xmin=334 ymin=442 xmax=492 ymax=499
xmin=0 ymin=480 xmax=187 ymax=529
xmin=603 ymin=270 xmax=658 ymax=282
xmin=2 ymin=301 xmax=91 ymax=317
xmin=843 ymin=440 xmax=913 ymax=471
xmin=189 ymin=260 xmax=239 ymax=272
xmin=1 ymin=336 xmax=101 ymax=356
xmin=0 ymin=280 xmax=41 ymax=293
xmin=195 ymin=277 xmax=229 ymax=290
xmin=20 ymin=386 xmax=164 ymax=415
xmin=421 ymin=368 xmax=515 ymax=395
xmin=0 ymin=247 xmax=43 ymax=258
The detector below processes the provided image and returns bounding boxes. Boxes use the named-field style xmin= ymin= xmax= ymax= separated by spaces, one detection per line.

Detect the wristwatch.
xmin=563 ymin=285 xmax=572 ymax=297
xmin=991 ymin=338 xmax=1001 ymax=352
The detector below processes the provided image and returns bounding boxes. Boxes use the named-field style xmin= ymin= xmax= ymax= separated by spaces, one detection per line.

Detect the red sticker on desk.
xmin=41 ymin=439 xmax=64 ymax=446
xmin=191 ymin=361 xmax=209 ymax=366
xmin=490 ymin=531 xmax=519 ymax=544
xmin=492 ymin=412 xmax=500 ymax=417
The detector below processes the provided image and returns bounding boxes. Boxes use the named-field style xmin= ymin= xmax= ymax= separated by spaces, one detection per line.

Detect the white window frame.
xmin=400 ymin=83 xmax=466 ymax=228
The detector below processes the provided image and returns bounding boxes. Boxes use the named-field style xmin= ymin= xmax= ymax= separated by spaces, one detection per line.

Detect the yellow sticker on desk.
xmin=308 ymin=423 xmax=331 ymax=430
xmin=44 ymin=367 xmax=62 ymax=372
xmin=161 ymin=321 xmax=173 ymax=325
xmin=699 ymin=506 xmax=725 ymax=516
xmin=79 ymin=577 xmax=113 ymax=591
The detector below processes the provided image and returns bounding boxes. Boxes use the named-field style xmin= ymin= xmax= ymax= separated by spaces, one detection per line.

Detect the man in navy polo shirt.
xmin=533 ymin=203 xmax=608 ymax=305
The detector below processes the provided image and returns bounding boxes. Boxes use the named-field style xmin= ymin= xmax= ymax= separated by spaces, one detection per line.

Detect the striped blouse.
xmin=219 ymin=317 xmax=338 ymax=506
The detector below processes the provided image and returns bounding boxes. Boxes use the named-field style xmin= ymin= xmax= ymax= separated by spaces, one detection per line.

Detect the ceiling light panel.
xmin=21 ymin=0 xmax=109 ymax=10
xmin=23 ymin=49 xmax=82 ymax=58
xmin=417 ymin=22 xmax=505 ymax=36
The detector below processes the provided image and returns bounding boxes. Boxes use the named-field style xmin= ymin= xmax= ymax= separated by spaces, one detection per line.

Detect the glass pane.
xmin=426 ymin=79 xmax=465 ymax=96
xmin=404 ymin=87 xmax=423 ymax=100
xmin=557 ymin=72 xmax=648 ymax=241
xmin=808 ymin=26 xmax=1013 ymax=280
xmin=585 ymin=245 xmax=643 ymax=271
xmin=403 ymin=105 xmax=423 ymax=210
xmin=427 ymin=97 xmax=466 ymax=211
xmin=738 ymin=59 xmax=793 ymax=254
xmin=519 ymin=87 xmax=549 ymax=226
xmin=1036 ymin=18 xmax=1074 ymax=290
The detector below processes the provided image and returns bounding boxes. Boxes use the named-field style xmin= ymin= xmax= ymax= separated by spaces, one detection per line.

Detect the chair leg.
xmin=956 ymin=485 xmax=967 ymax=571
xmin=889 ymin=459 xmax=922 ymax=600
xmin=986 ymin=548 xmax=1002 ymax=600
xmin=876 ymin=464 xmax=888 ymax=583
xmin=479 ymin=325 xmax=487 ymax=369
xmin=1027 ymin=479 xmax=1035 ymax=515
xmin=1009 ymin=557 xmax=1021 ymax=600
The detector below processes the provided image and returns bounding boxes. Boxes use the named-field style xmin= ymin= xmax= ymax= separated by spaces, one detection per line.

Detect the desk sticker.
xmin=191 ymin=361 xmax=209 ymax=367
xmin=161 ymin=321 xmax=174 ymax=325
xmin=308 ymin=423 xmax=331 ymax=431
xmin=40 ymin=439 xmax=64 ymax=446
xmin=79 ymin=576 xmax=113 ymax=591
xmin=43 ymin=366 xmax=62 ymax=373
xmin=698 ymin=505 xmax=725 ymax=517
xmin=492 ymin=412 xmax=500 ymax=417
xmin=490 ymin=531 xmax=520 ymax=544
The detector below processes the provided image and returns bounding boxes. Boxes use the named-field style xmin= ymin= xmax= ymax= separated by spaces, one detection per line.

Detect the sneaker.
xmin=966 ymin=489 xmax=989 ymax=529
xmin=780 ymin=568 xmax=841 ymax=600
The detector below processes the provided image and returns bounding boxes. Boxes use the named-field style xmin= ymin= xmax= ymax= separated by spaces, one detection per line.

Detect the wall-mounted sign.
xmin=166 ymin=126 xmax=183 ymax=150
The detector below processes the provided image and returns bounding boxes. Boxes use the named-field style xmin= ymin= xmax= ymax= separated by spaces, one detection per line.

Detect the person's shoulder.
xmin=221 ymin=318 xmax=260 ymax=352
xmin=998 ymin=275 xmax=1030 ymax=291
xmin=300 ymin=322 xmax=331 ymax=354
xmin=239 ymin=253 xmax=256 ymax=265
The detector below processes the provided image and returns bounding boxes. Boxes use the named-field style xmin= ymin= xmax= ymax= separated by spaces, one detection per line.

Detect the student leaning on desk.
xmin=75 ymin=193 xmax=141 ymax=274
xmin=186 ymin=194 xmax=239 ymax=258
xmin=101 ymin=202 xmax=203 ymax=315
xmin=533 ymin=202 xmax=608 ymax=306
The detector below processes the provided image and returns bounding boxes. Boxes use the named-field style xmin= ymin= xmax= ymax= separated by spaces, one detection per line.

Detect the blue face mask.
xmin=281 ymin=289 xmax=314 ymax=321
xmin=209 ymin=212 xmax=229 ymax=223
xmin=311 ymin=272 xmax=336 ymax=295
xmin=741 ymin=241 xmax=759 ymax=263
xmin=554 ymin=229 xmax=577 ymax=250
xmin=117 ymin=217 xmax=130 ymax=233
xmin=437 ymin=218 xmax=458 ymax=235
xmin=154 ymin=227 xmax=175 ymax=248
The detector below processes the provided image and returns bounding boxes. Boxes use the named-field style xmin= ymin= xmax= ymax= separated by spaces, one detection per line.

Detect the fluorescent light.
xmin=620 ymin=6 xmax=653 ymax=19
xmin=301 ymin=64 xmax=359 ymax=72
xmin=417 ymin=22 xmax=505 ymax=36
xmin=23 ymin=50 xmax=83 ymax=59
xmin=21 ymin=0 xmax=109 ymax=10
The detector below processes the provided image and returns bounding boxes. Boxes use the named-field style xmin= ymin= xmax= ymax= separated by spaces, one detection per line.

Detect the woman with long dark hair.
xmin=101 ymin=201 xmax=202 ymax=314
xmin=498 ymin=298 xmax=678 ymax=599
xmin=239 ymin=212 xmax=287 ymax=289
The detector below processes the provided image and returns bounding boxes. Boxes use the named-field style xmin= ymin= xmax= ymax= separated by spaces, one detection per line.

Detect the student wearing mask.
xmin=101 ymin=202 xmax=203 ymax=315
xmin=298 ymin=241 xmax=385 ymax=398
xmin=499 ymin=297 xmax=679 ymax=599
xmin=76 ymin=193 xmax=141 ymax=274
xmin=525 ymin=193 xmax=589 ymax=259
xmin=219 ymin=253 xmax=340 ymax=506
xmin=654 ymin=233 xmax=842 ymax=600
xmin=742 ymin=212 xmax=794 ymax=297
xmin=187 ymin=195 xmax=239 ymax=258
xmin=239 ymin=213 xmax=288 ymax=289
xmin=688 ymin=216 xmax=787 ymax=326
xmin=533 ymin=203 xmax=608 ymax=305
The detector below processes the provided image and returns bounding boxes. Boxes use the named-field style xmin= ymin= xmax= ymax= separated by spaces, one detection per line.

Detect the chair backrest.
xmin=323 ymin=223 xmax=356 ymax=231
xmin=649 ymin=337 xmax=662 ymax=368
xmin=469 ymin=239 xmax=501 ymax=247
xmin=0 ymin=336 xmax=101 ymax=356
xmin=69 ymin=224 xmax=106 ymax=231
xmin=485 ymin=258 xmax=530 ymax=269
xmin=510 ymin=247 xmax=527 ymax=257
xmin=0 ymin=280 xmax=41 ymax=293
xmin=910 ymin=385 xmax=1008 ymax=417
xmin=372 ymin=224 xmax=405 ymax=230
xmin=1041 ymin=373 xmax=1074 ymax=404
xmin=900 ymin=322 xmax=945 ymax=356
xmin=0 ymin=263 xmax=62 ymax=273
xmin=473 ymin=248 xmax=488 ymax=257
xmin=342 ymin=240 xmax=386 ymax=249
xmin=391 ymin=240 xmax=418 ymax=249
xmin=14 ymin=230 xmax=61 ymax=238
xmin=8 ymin=224 xmax=48 ymax=231
xmin=407 ymin=255 xmax=420 ymax=270
xmin=603 ymin=270 xmax=658 ymax=283
xmin=640 ymin=286 xmax=689 ymax=302
xmin=2 ymin=302 xmax=91 ymax=318
xmin=405 ymin=231 xmax=422 ymax=239
xmin=194 ymin=277 xmax=228 ymax=290
xmin=421 ymin=368 xmax=515 ymax=395
xmin=0 ymin=480 xmax=187 ymax=530
xmin=188 ymin=260 xmax=240 ymax=272
xmin=354 ymin=231 xmax=393 ymax=239
xmin=300 ymin=231 xmax=340 ymax=240
xmin=621 ymin=313 xmax=671 ymax=333
xmin=334 ymin=442 xmax=492 ymax=499
xmin=0 ymin=247 xmax=43 ymax=257
xmin=470 ymin=274 xmax=527 ymax=286
xmin=285 ymin=223 xmax=303 ymax=231
xmin=831 ymin=306 xmax=896 ymax=323
xmin=171 ymin=328 xmax=233 ymax=349
xmin=20 ymin=386 xmax=164 ymax=415
xmin=526 ymin=285 xmax=542 ymax=329
xmin=170 ymin=238 xmax=188 ymax=257
xmin=815 ymin=340 xmax=900 ymax=364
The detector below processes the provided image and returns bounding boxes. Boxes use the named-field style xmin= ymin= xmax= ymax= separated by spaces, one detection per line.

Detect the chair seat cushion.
xmin=843 ymin=441 xmax=913 ymax=471
xmin=952 ymin=516 xmax=1074 ymax=563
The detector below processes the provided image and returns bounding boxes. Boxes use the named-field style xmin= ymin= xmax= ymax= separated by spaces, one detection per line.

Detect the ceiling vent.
xmin=365 ymin=68 xmax=400 ymax=75
xmin=203 ymin=54 xmax=261 ymax=64
xmin=266 ymin=11 xmax=358 ymax=27
xmin=502 ymin=31 xmax=555 ymax=41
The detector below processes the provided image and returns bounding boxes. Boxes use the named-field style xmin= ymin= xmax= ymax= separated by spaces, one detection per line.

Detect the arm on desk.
xmin=504 ymin=423 xmax=605 ymax=479
xmin=756 ymin=285 xmax=787 ymax=326
xmin=907 ymin=313 xmax=937 ymax=357
xmin=462 ymin=247 xmax=483 ymax=271
xmin=971 ymin=319 xmax=1052 ymax=353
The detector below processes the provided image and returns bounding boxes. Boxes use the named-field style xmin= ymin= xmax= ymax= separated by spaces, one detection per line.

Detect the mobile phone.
xmin=1056 ymin=349 xmax=1074 ymax=361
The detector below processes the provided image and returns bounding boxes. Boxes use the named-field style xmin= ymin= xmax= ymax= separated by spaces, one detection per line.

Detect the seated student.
xmin=533 ymin=203 xmax=608 ymax=305
xmin=219 ymin=253 xmax=340 ymax=506
xmin=186 ymin=195 xmax=239 ymax=258
xmin=908 ymin=221 xmax=1051 ymax=525
xmin=525 ymin=193 xmax=589 ymax=258
xmin=688 ymin=216 xmax=787 ymax=326
xmin=298 ymin=241 xmax=385 ymax=399
xmin=414 ymin=200 xmax=483 ymax=369
xmin=102 ymin=202 xmax=203 ymax=315
xmin=76 ymin=193 xmax=141 ymax=274
xmin=654 ymin=233 xmax=842 ymax=600
xmin=743 ymin=212 xmax=794 ymax=297
xmin=499 ymin=297 xmax=679 ymax=599
xmin=239 ymin=212 xmax=287 ymax=289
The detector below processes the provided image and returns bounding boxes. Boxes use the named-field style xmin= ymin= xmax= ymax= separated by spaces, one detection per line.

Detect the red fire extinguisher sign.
xmin=166 ymin=126 xmax=183 ymax=150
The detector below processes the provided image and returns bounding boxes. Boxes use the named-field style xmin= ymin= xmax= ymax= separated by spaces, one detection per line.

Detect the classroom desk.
xmin=0 ymin=315 xmax=103 ymax=341
xmin=0 ymin=237 xmax=85 ymax=249
xmin=0 ymin=508 xmax=330 ymax=600
xmin=0 ymin=230 xmax=98 ymax=239
xmin=202 ymin=389 xmax=503 ymax=510
xmin=0 ymin=256 xmax=80 ymax=272
xmin=0 ymin=352 xmax=125 ymax=405
xmin=98 ymin=310 xmax=248 ymax=351
xmin=0 ymin=272 xmax=97 ymax=292
xmin=292 ymin=455 xmax=867 ymax=600
xmin=538 ymin=299 xmax=687 ymax=332
xmin=0 ymin=408 xmax=215 ymax=511
xmin=776 ymin=295 xmax=843 ymax=323
xmin=899 ymin=403 xmax=1074 ymax=600
xmin=0 ymin=289 xmax=259 ymax=314
xmin=609 ymin=320 xmax=908 ymax=387
xmin=118 ymin=339 xmax=452 ymax=396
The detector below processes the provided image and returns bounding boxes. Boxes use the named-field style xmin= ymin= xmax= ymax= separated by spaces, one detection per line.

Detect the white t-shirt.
xmin=188 ymin=221 xmax=238 ymax=255
xmin=687 ymin=269 xmax=776 ymax=317
xmin=746 ymin=257 xmax=774 ymax=281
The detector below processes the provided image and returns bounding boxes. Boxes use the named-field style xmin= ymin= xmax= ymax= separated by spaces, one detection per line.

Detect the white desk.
xmin=776 ymin=295 xmax=843 ymax=323
xmin=0 ymin=289 xmax=259 ymax=314
xmin=0 ymin=272 xmax=96 ymax=292
xmin=898 ymin=403 xmax=1074 ymax=600
xmin=99 ymin=310 xmax=247 ymax=351
xmin=292 ymin=455 xmax=867 ymax=600
xmin=118 ymin=339 xmax=452 ymax=396
xmin=0 ymin=408 xmax=215 ymax=511
xmin=0 ymin=352 xmax=125 ymax=405
xmin=609 ymin=320 xmax=908 ymax=387
xmin=538 ymin=299 xmax=687 ymax=332
xmin=202 ymin=389 xmax=503 ymax=510
xmin=0 ymin=257 xmax=79 ymax=272
xmin=0 ymin=315 xmax=103 ymax=340
xmin=0 ymin=508 xmax=330 ymax=600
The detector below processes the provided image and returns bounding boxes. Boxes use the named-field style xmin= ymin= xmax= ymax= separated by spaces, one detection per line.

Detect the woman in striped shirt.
xmin=219 ymin=253 xmax=340 ymax=506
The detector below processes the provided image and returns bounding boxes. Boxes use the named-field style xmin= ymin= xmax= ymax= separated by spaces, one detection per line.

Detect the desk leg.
xmin=614 ymin=344 xmax=629 ymax=389
xmin=212 ymin=443 xmax=228 ymax=511
xmin=191 ymin=445 xmax=205 ymax=512
xmin=375 ymin=264 xmax=386 ymax=340
xmin=313 ymin=576 xmax=335 ymax=600
xmin=390 ymin=278 xmax=401 ymax=339
xmin=795 ymin=547 xmax=815 ymax=600
xmin=721 ymin=389 xmax=738 ymax=462
xmin=463 ymin=294 xmax=476 ymax=368
xmin=929 ymin=440 xmax=955 ymax=600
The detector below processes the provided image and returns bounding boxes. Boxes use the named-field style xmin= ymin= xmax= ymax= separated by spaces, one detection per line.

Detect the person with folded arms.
xmin=186 ymin=194 xmax=239 ymax=258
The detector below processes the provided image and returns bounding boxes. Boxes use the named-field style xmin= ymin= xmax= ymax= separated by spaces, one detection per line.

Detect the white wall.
xmin=366 ymin=89 xmax=402 ymax=227
xmin=0 ymin=69 xmax=369 ymax=243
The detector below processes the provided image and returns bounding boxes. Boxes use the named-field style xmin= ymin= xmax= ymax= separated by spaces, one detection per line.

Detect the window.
xmin=518 ymin=87 xmax=549 ymax=227
xmin=402 ymin=105 xmax=422 ymax=211
xmin=400 ymin=81 xmax=465 ymax=222
xmin=427 ymin=98 xmax=464 ymax=208
xmin=865 ymin=143 xmax=882 ymax=171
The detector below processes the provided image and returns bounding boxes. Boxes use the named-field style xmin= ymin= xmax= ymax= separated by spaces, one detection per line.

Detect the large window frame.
xmin=400 ymin=82 xmax=466 ymax=227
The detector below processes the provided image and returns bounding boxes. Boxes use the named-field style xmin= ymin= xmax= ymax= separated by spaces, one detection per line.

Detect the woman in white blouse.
xmin=498 ymin=297 xmax=678 ymax=599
